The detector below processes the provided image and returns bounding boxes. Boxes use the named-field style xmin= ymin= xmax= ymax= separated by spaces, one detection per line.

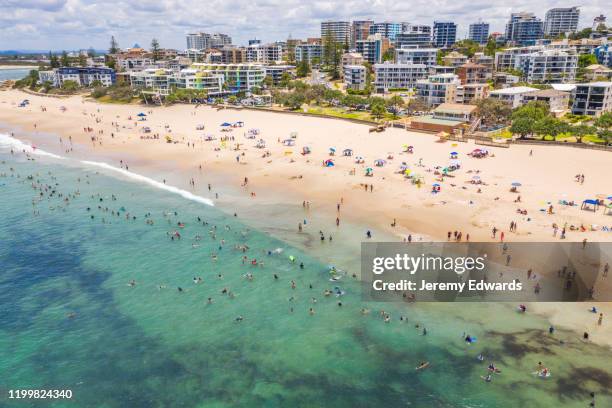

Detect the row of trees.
xmin=510 ymin=101 xmax=611 ymax=143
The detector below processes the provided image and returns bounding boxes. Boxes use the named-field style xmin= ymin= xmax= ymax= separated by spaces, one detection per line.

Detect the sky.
xmin=0 ymin=0 xmax=607 ymax=51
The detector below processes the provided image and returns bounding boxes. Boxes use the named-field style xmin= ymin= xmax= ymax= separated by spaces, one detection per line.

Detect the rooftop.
xmin=434 ymin=103 xmax=477 ymax=114
xmin=490 ymin=86 xmax=538 ymax=95
xmin=525 ymin=89 xmax=570 ymax=98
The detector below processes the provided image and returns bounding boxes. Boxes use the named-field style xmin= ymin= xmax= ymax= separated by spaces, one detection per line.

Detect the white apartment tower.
xmin=544 ymin=7 xmax=580 ymax=37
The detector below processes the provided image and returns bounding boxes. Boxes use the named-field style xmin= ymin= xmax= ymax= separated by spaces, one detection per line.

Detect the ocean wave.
xmin=80 ymin=160 xmax=214 ymax=207
xmin=1 ymin=132 xmax=214 ymax=207
xmin=0 ymin=132 xmax=64 ymax=159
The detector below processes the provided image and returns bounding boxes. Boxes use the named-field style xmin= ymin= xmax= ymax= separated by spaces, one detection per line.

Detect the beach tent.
xmin=450 ymin=151 xmax=458 ymax=159
xmin=355 ymin=156 xmax=365 ymax=164
xmin=196 ymin=124 xmax=205 ymax=130
xmin=343 ymin=148 xmax=353 ymax=156
xmin=302 ymin=146 xmax=311 ymax=155
xmin=324 ymin=159 xmax=335 ymax=167
xmin=581 ymin=199 xmax=599 ymax=212
xmin=283 ymin=139 xmax=295 ymax=146
xmin=374 ymin=159 xmax=386 ymax=167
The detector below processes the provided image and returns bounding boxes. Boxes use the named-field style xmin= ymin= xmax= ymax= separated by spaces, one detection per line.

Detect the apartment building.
xmin=356 ymin=34 xmax=390 ymax=64
xmin=344 ymin=65 xmax=367 ymax=91
xmin=395 ymin=48 xmax=438 ymax=67
xmin=571 ymin=82 xmax=612 ymax=117
xmin=321 ymin=21 xmax=351 ymax=44
xmin=455 ymin=83 xmax=490 ymax=104
xmin=263 ymin=65 xmax=294 ymax=84
xmin=494 ymin=45 xmax=545 ymax=72
xmin=515 ymin=50 xmax=577 ymax=83
xmin=351 ymin=20 xmax=373 ymax=47
xmin=190 ymin=63 xmax=265 ymax=92
xmin=220 ymin=47 xmax=246 ymax=64
xmin=469 ymin=22 xmax=490 ymax=44
xmin=442 ymin=51 xmax=468 ymax=67
xmin=373 ymin=62 xmax=428 ymax=93
xmin=505 ymin=13 xmax=544 ymax=46
xmin=544 ymin=7 xmax=580 ymax=37
xmin=456 ymin=62 xmax=492 ymax=84
xmin=186 ymin=32 xmax=231 ymax=50
xmin=46 ymin=67 xmax=116 ymax=87
xmin=369 ymin=22 xmax=403 ymax=41
xmin=295 ymin=44 xmax=323 ymax=65
xmin=433 ymin=21 xmax=457 ymax=48
xmin=395 ymin=25 xmax=432 ymax=48
xmin=246 ymin=43 xmax=283 ymax=64
xmin=342 ymin=52 xmax=365 ymax=67
xmin=416 ymin=73 xmax=461 ymax=107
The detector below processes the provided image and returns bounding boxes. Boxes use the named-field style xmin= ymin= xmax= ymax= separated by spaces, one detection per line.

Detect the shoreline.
xmin=1 ymin=88 xmax=612 ymax=348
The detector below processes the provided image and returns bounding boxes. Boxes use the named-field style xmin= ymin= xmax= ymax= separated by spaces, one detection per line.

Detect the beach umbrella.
xmin=137 ymin=112 xmax=147 ymax=117
xmin=366 ymin=167 xmax=373 ymax=172
xmin=329 ymin=147 xmax=336 ymax=152
xmin=472 ymin=175 xmax=481 ymax=180
xmin=221 ymin=122 xmax=231 ymax=127
xmin=450 ymin=151 xmax=458 ymax=155
xmin=511 ymin=182 xmax=522 ymax=187
xmin=433 ymin=183 xmax=440 ymax=187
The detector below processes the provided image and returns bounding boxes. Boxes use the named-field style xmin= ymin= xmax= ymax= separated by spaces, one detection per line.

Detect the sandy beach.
xmin=1 ymin=88 xmax=611 ymax=347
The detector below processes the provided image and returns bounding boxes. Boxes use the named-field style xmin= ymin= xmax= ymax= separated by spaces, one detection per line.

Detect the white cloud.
xmin=0 ymin=0 xmax=607 ymax=50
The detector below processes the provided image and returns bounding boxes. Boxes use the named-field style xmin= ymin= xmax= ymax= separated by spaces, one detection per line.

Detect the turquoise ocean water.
xmin=0 ymin=69 xmax=30 ymax=82
xmin=1 ymin=136 xmax=611 ymax=407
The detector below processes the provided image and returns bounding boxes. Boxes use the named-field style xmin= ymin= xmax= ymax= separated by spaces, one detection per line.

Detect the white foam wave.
xmin=80 ymin=160 xmax=214 ymax=207
xmin=0 ymin=132 xmax=64 ymax=159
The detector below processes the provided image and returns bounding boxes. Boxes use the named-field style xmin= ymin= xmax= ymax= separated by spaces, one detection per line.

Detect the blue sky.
xmin=0 ymin=0 xmax=607 ymax=51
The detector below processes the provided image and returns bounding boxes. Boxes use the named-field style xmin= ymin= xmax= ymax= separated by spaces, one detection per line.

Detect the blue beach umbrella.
xmin=137 ymin=112 xmax=146 ymax=117
xmin=512 ymin=182 xmax=522 ymax=187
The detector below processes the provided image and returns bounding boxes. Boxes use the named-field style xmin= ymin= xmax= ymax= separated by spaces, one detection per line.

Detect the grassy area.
xmin=304 ymin=106 xmax=379 ymax=122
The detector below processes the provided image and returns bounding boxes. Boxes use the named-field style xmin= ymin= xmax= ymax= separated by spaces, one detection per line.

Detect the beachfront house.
xmin=40 ymin=67 xmax=116 ymax=88
xmin=521 ymin=89 xmax=571 ymax=115
xmin=409 ymin=102 xmax=478 ymax=133
xmin=489 ymin=86 xmax=538 ymax=108
xmin=190 ymin=63 xmax=265 ymax=92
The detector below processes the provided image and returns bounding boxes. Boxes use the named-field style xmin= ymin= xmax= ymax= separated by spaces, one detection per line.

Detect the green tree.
xmin=61 ymin=80 xmax=79 ymax=92
xmin=573 ymin=124 xmax=596 ymax=143
xmin=594 ymin=112 xmax=612 ymax=129
xmin=382 ymin=48 xmax=395 ymax=62
xmin=512 ymin=100 xmax=550 ymax=122
xmin=78 ymin=53 xmax=87 ymax=67
xmin=109 ymin=36 xmax=120 ymax=54
xmin=452 ymin=39 xmax=480 ymax=58
xmin=569 ymin=28 xmax=592 ymax=40
xmin=475 ymin=98 xmax=512 ymax=125
xmin=296 ymin=59 xmax=310 ymax=77
xmin=262 ymin=75 xmax=274 ymax=88
xmin=510 ymin=117 xmax=534 ymax=138
xmin=60 ymin=51 xmax=70 ymax=67
xmin=578 ymin=54 xmax=598 ymax=68
xmin=279 ymin=72 xmax=291 ymax=88
xmin=370 ymin=100 xmax=386 ymax=119
xmin=151 ymin=38 xmax=161 ymax=61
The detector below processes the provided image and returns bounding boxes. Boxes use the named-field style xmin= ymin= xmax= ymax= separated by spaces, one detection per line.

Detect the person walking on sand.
xmin=598 ymin=313 xmax=603 ymax=326
xmin=604 ymin=263 xmax=609 ymax=278
xmin=492 ymin=227 xmax=497 ymax=239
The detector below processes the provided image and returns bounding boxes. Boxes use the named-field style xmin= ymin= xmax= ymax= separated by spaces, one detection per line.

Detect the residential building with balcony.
xmin=396 ymin=48 xmax=438 ymax=67
xmin=454 ymin=83 xmax=490 ymax=104
xmin=571 ymin=82 xmax=612 ymax=117
xmin=544 ymin=7 xmax=580 ymax=37
xmin=395 ymin=25 xmax=432 ymax=48
xmin=356 ymin=34 xmax=390 ymax=64
xmin=295 ymin=44 xmax=323 ymax=65
xmin=416 ymin=73 xmax=461 ymax=107
xmin=341 ymin=52 xmax=365 ymax=67
xmin=505 ymin=13 xmax=544 ymax=46
xmin=521 ymin=89 xmax=571 ymax=115
xmin=442 ymin=51 xmax=468 ymax=67
xmin=351 ymin=20 xmax=373 ymax=47
xmin=55 ymin=67 xmax=116 ymax=87
xmin=321 ymin=21 xmax=351 ymax=44
xmin=373 ymin=62 xmax=428 ymax=93
xmin=433 ymin=21 xmax=457 ymax=48
xmin=469 ymin=22 xmax=490 ymax=44
xmin=190 ymin=63 xmax=265 ymax=92
xmin=344 ymin=65 xmax=367 ymax=91
xmin=515 ymin=49 xmax=577 ymax=83
xmin=369 ymin=22 xmax=403 ymax=41
xmin=456 ymin=62 xmax=492 ymax=84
